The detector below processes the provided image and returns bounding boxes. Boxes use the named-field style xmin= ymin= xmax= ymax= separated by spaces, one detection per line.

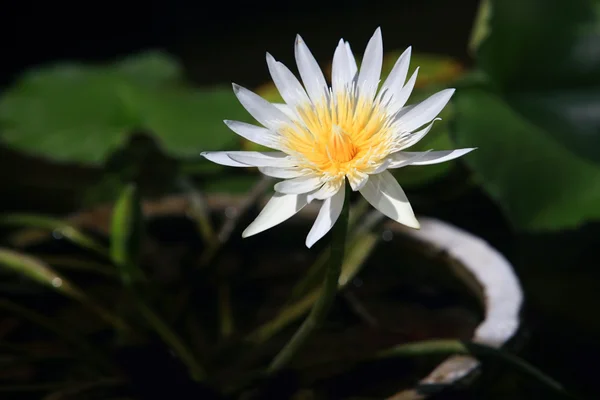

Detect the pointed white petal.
xmin=201 ymin=151 xmax=251 ymax=167
xmin=396 ymin=88 xmax=455 ymax=132
xmin=227 ymin=151 xmax=296 ymax=167
xmin=398 ymin=119 xmax=439 ymax=150
xmin=387 ymin=150 xmax=432 ymax=169
xmin=359 ymin=170 xmax=419 ymax=228
xmin=224 ymin=120 xmax=281 ymax=150
xmin=306 ymin=186 xmax=345 ymax=248
xmin=345 ymin=42 xmax=358 ymax=78
xmin=274 ymin=175 xmax=323 ymax=194
xmin=308 ymin=179 xmax=343 ymax=201
xmin=387 ymin=67 xmax=419 ymax=115
xmin=372 ymin=158 xmax=393 ymax=174
xmin=395 ymin=104 xmax=415 ymax=119
xmin=394 ymin=148 xmax=476 ymax=166
xmin=258 ymin=166 xmax=306 ymax=179
xmin=332 ymin=39 xmax=355 ymax=94
xmin=266 ymin=53 xmax=311 ymax=108
xmin=242 ymin=193 xmax=308 ymax=238
xmin=295 ymin=35 xmax=328 ymax=104
xmin=347 ymin=170 xmax=369 ymax=191
xmin=357 ymin=27 xmax=383 ymax=101
xmin=379 ymin=46 xmax=411 ymax=105
xmin=307 ymin=179 xmax=343 ymax=201
xmin=232 ymin=83 xmax=292 ymax=130
xmin=273 ymin=103 xmax=299 ymax=120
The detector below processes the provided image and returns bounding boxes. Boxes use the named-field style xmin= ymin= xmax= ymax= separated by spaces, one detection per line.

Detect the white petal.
xmin=201 ymin=151 xmax=250 ymax=167
xmin=332 ymin=39 xmax=356 ymax=94
xmin=373 ymin=158 xmax=392 ymax=174
xmin=387 ymin=150 xmax=434 ymax=169
xmin=232 ymin=83 xmax=292 ymax=130
xmin=242 ymin=193 xmax=308 ymax=238
xmin=357 ymin=27 xmax=383 ymax=101
xmin=379 ymin=46 xmax=411 ymax=105
xmin=308 ymin=179 xmax=343 ymax=201
xmin=273 ymin=103 xmax=299 ymax=120
xmin=274 ymin=175 xmax=323 ymax=194
xmin=224 ymin=120 xmax=281 ymax=150
xmin=396 ymin=88 xmax=455 ymax=132
xmin=398 ymin=119 xmax=439 ymax=150
xmin=227 ymin=151 xmax=296 ymax=167
xmin=387 ymin=67 xmax=419 ymax=116
xmin=295 ymin=35 xmax=328 ymax=104
xmin=266 ymin=53 xmax=311 ymax=108
xmin=306 ymin=186 xmax=345 ymax=248
xmin=393 ymin=148 xmax=476 ymax=166
xmin=395 ymin=104 xmax=415 ymax=119
xmin=345 ymin=42 xmax=358 ymax=78
xmin=258 ymin=166 xmax=306 ymax=179
xmin=347 ymin=170 xmax=369 ymax=191
xmin=359 ymin=170 xmax=419 ymax=229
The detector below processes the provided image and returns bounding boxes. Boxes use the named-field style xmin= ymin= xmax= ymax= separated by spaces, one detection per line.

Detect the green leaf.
xmin=453 ymin=89 xmax=600 ymax=230
xmin=137 ymin=86 xmax=249 ymax=156
xmin=0 ymin=248 xmax=132 ymax=333
xmin=0 ymin=213 xmax=109 ymax=257
xmin=110 ymin=184 xmax=146 ymax=287
xmin=468 ymin=0 xmax=492 ymax=55
xmin=0 ymin=248 xmax=83 ymax=298
xmin=0 ymin=52 xmax=246 ymax=165
xmin=115 ymin=51 xmax=182 ymax=85
xmin=0 ymin=68 xmax=136 ymax=164
xmin=457 ymin=0 xmax=600 ymax=230
xmin=475 ymin=0 xmax=600 ymax=162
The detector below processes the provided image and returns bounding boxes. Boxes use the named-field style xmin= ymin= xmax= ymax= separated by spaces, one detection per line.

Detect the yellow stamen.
xmin=279 ymin=90 xmax=395 ymax=180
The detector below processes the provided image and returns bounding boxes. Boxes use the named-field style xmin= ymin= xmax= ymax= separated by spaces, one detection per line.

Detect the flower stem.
xmin=267 ymin=181 xmax=351 ymax=373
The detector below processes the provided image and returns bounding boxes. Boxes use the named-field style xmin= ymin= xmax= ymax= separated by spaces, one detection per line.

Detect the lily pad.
xmin=453 ymin=0 xmax=600 ymax=230
xmin=474 ymin=0 xmax=600 ymax=163
xmin=0 ymin=52 xmax=247 ymax=166
xmin=453 ymin=89 xmax=600 ymax=231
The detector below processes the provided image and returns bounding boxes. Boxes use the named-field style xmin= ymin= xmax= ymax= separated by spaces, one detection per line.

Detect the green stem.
xmin=267 ymin=182 xmax=351 ymax=373
xmin=288 ymin=198 xmax=370 ymax=301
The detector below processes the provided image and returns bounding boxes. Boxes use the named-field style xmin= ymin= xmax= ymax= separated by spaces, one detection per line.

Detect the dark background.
xmin=0 ymin=0 xmax=479 ymax=88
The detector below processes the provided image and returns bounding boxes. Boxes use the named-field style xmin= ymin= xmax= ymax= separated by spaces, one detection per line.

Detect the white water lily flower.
xmin=202 ymin=28 xmax=475 ymax=248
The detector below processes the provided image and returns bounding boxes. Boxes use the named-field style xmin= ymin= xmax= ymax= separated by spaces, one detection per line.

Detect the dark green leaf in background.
xmin=453 ymin=89 xmax=600 ymax=230
xmin=473 ymin=0 xmax=600 ymax=162
xmin=454 ymin=0 xmax=600 ymax=230
xmin=0 ymin=52 xmax=248 ymax=166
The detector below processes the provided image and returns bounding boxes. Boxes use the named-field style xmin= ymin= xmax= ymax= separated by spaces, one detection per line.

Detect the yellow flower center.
xmin=279 ymin=91 xmax=396 ymax=179
xmin=329 ymin=126 xmax=358 ymax=163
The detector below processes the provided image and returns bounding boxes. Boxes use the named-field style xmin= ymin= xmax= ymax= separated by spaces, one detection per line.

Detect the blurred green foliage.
xmin=0 ymin=52 xmax=248 ymax=165
xmin=455 ymin=0 xmax=600 ymax=230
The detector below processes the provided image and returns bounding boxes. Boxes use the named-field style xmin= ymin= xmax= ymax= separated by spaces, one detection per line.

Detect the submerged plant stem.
xmin=267 ymin=182 xmax=351 ymax=373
